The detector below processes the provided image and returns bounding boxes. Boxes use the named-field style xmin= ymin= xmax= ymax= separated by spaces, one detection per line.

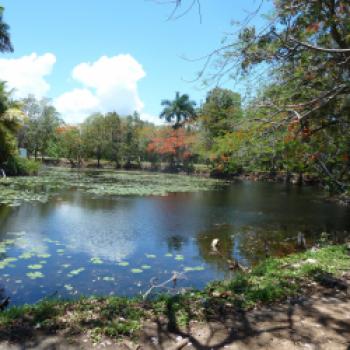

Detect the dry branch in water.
xmin=143 ymin=271 xmax=188 ymax=300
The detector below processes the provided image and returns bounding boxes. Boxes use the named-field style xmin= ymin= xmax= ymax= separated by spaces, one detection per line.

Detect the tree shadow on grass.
xmin=142 ymin=277 xmax=350 ymax=349
xmin=0 ymin=272 xmax=349 ymax=349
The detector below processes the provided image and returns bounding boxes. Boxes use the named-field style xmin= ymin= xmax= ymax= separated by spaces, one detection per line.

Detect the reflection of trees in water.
xmin=0 ymin=205 xmax=13 ymax=237
xmin=196 ymin=223 xmax=321 ymax=270
xmin=0 ymin=286 xmax=9 ymax=310
xmin=166 ymin=235 xmax=187 ymax=251
xmin=196 ymin=224 xmax=234 ymax=272
xmin=235 ymin=224 xmax=312 ymax=265
xmin=62 ymin=191 xmax=128 ymax=211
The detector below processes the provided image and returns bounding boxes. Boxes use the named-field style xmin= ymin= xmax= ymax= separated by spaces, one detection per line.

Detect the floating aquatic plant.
xmin=37 ymin=253 xmax=51 ymax=259
xmin=90 ymin=257 xmax=103 ymax=264
xmin=131 ymin=268 xmax=143 ymax=274
xmin=141 ymin=264 xmax=151 ymax=270
xmin=64 ymin=284 xmax=74 ymax=291
xmin=67 ymin=268 xmax=85 ymax=277
xmin=184 ymin=266 xmax=205 ymax=272
xmin=18 ymin=252 xmax=34 ymax=259
xmin=0 ymin=168 xmax=225 ymax=207
xmin=27 ymin=264 xmax=43 ymax=270
xmin=145 ymin=254 xmax=156 ymax=259
xmin=117 ymin=261 xmax=129 ymax=267
xmin=102 ymin=276 xmax=115 ymax=281
xmin=26 ymin=271 xmax=44 ymax=279
xmin=175 ymin=255 xmax=184 ymax=261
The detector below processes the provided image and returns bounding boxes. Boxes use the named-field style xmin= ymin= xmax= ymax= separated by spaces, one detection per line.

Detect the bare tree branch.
xmin=289 ymin=36 xmax=350 ymax=54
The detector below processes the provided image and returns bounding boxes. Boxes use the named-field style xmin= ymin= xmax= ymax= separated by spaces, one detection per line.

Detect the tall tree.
xmin=208 ymin=0 xmax=350 ymax=189
xmin=200 ymin=88 xmax=242 ymax=139
xmin=21 ymin=96 xmax=61 ymax=160
xmin=0 ymin=6 xmax=13 ymax=53
xmin=0 ymin=83 xmax=22 ymax=166
xmin=160 ymin=92 xmax=196 ymax=129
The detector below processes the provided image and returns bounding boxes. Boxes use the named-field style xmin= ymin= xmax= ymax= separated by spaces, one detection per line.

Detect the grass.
xmin=0 ymin=245 xmax=349 ymax=341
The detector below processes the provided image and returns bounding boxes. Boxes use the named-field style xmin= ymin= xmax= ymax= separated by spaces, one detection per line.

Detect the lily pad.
xmin=145 ymin=254 xmax=156 ymax=259
xmin=64 ymin=284 xmax=74 ymax=291
xmin=26 ymin=271 xmax=44 ymax=279
xmin=165 ymin=253 xmax=173 ymax=257
xmin=90 ymin=257 xmax=103 ymax=264
xmin=102 ymin=276 xmax=115 ymax=281
xmin=37 ymin=253 xmax=51 ymax=259
xmin=141 ymin=264 xmax=151 ymax=269
xmin=175 ymin=255 xmax=184 ymax=261
xmin=68 ymin=268 xmax=85 ymax=277
xmin=19 ymin=252 xmax=34 ymax=259
xmin=28 ymin=264 xmax=43 ymax=270
xmin=118 ymin=261 xmax=129 ymax=267
xmin=184 ymin=266 xmax=205 ymax=272
xmin=131 ymin=268 xmax=143 ymax=274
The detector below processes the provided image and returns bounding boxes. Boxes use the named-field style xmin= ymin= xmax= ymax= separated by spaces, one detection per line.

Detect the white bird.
xmin=211 ymin=238 xmax=219 ymax=251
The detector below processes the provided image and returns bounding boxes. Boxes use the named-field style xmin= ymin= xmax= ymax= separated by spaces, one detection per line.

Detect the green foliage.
xmin=206 ymin=0 xmax=350 ymax=190
xmin=208 ymin=245 xmax=350 ymax=308
xmin=199 ymin=88 xmax=242 ymax=139
xmin=160 ymin=91 xmax=196 ymax=129
xmin=4 ymin=156 xmax=40 ymax=176
xmin=0 ymin=82 xmax=23 ymax=166
xmin=19 ymin=96 xmax=61 ymax=160
xmin=0 ymin=6 xmax=13 ymax=53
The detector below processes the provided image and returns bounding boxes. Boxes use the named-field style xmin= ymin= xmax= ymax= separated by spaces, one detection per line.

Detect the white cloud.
xmin=54 ymin=54 xmax=146 ymax=123
xmin=0 ymin=52 xmax=158 ymax=125
xmin=140 ymin=112 xmax=164 ymax=125
xmin=54 ymin=89 xmax=99 ymax=124
xmin=0 ymin=53 xmax=56 ymax=98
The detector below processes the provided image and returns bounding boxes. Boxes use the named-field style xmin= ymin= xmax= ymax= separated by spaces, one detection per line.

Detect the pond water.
xmin=0 ymin=169 xmax=349 ymax=305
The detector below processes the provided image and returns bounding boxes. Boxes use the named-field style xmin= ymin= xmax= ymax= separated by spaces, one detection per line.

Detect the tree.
xmin=147 ymin=127 xmax=197 ymax=169
xmin=104 ymin=112 xmax=123 ymax=168
xmin=56 ymin=126 xmax=83 ymax=167
xmin=200 ymin=0 xmax=350 ymax=189
xmin=20 ymin=96 xmax=61 ymax=160
xmin=0 ymin=83 xmax=22 ymax=166
xmin=81 ymin=113 xmax=110 ymax=168
xmin=200 ymin=88 xmax=242 ymax=139
xmin=0 ymin=6 xmax=13 ymax=53
xmin=160 ymin=92 xmax=196 ymax=129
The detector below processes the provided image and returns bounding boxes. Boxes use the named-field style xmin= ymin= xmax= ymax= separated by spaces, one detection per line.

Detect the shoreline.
xmin=0 ymin=244 xmax=349 ymax=347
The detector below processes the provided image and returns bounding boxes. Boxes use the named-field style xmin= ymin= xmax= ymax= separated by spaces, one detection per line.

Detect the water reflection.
xmin=196 ymin=224 xmax=234 ymax=271
xmin=0 ymin=180 xmax=349 ymax=305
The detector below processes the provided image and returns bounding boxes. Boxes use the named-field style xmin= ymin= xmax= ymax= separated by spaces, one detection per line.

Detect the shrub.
xmin=3 ymin=156 xmax=41 ymax=176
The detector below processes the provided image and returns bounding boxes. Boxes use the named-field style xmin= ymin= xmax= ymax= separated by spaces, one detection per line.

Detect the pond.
xmin=0 ymin=169 xmax=349 ymax=305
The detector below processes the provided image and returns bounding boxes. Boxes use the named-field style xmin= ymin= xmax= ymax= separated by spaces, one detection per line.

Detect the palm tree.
xmin=160 ymin=92 xmax=196 ymax=129
xmin=0 ymin=6 xmax=13 ymax=53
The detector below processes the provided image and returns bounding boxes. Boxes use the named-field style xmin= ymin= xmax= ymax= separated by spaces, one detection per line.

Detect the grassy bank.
xmin=0 ymin=245 xmax=349 ymax=343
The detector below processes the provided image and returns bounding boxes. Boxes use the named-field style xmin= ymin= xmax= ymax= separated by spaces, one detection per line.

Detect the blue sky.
xmin=0 ymin=0 xmax=271 ymax=124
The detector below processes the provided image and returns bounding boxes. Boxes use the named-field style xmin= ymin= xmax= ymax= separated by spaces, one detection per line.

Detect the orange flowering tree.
xmin=147 ymin=127 xmax=198 ymax=169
